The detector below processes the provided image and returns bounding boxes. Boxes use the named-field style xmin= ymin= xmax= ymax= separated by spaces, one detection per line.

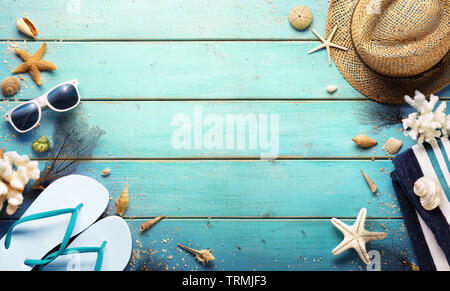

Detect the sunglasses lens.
xmin=10 ymin=102 xmax=40 ymax=132
xmin=47 ymin=84 xmax=79 ymax=110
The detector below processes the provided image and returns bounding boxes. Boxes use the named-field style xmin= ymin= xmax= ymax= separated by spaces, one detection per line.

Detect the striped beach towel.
xmin=391 ymin=139 xmax=450 ymax=271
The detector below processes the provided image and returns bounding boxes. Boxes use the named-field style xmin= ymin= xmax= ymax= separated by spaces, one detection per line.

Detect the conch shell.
xmin=1 ymin=77 xmax=21 ymax=96
xmin=16 ymin=17 xmax=38 ymax=38
xmin=115 ymin=183 xmax=129 ymax=216
xmin=383 ymin=137 xmax=403 ymax=155
xmin=288 ymin=6 xmax=312 ymax=30
xmin=352 ymin=135 xmax=377 ymax=148
xmin=177 ymin=244 xmax=215 ymax=265
xmin=414 ymin=177 xmax=442 ymax=211
xmin=139 ymin=215 xmax=165 ymax=233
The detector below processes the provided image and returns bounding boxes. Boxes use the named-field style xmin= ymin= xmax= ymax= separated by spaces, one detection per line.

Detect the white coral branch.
xmin=402 ymin=91 xmax=448 ymax=145
xmin=0 ymin=151 xmax=40 ymax=215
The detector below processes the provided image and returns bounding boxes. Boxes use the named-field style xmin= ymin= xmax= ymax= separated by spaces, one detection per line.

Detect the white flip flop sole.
xmin=0 ymin=175 xmax=109 ymax=271
xmin=41 ymin=216 xmax=132 ymax=271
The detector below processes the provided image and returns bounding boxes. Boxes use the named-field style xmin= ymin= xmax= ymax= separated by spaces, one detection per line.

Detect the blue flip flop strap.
xmin=4 ymin=203 xmax=84 ymax=267
xmin=41 ymin=241 xmax=107 ymax=271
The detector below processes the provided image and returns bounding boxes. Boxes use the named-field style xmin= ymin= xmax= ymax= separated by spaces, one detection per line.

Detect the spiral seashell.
xmin=288 ymin=6 xmax=312 ymax=30
xmin=383 ymin=137 xmax=403 ymax=155
xmin=1 ymin=77 xmax=21 ymax=96
xmin=414 ymin=176 xmax=442 ymax=211
xmin=115 ymin=183 xmax=129 ymax=216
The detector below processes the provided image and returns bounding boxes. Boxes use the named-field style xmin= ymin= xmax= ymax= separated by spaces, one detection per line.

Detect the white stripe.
xmin=416 ymin=213 xmax=450 ymax=270
xmin=412 ymin=144 xmax=450 ymax=270
xmin=440 ymin=138 xmax=450 ymax=162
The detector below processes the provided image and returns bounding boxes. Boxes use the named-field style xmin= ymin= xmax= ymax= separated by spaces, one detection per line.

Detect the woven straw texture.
xmin=327 ymin=0 xmax=449 ymax=104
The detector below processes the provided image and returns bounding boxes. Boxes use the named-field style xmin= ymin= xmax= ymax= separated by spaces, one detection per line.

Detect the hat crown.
xmin=351 ymin=0 xmax=449 ymax=77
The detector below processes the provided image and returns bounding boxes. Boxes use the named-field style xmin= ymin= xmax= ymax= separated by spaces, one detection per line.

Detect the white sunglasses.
xmin=4 ymin=79 xmax=81 ymax=133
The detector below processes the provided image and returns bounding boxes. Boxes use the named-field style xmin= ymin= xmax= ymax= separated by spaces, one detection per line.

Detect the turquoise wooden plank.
xmin=0 ymin=41 xmax=366 ymax=100
xmin=0 ymin=101 xmax=416 ymax=158
xmin=1 ymin=160 xmax=402 ymax=219
xmin=0 ymin=218 xmax=416 ymax=271
xmin=1 ymin=42 xmax=447 ymax=100
xmin=0 ymin=0 xmax=329 ymax=40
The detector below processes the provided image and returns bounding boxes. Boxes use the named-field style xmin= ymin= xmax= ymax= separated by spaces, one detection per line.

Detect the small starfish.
xmin=331 ymin=208 xmax=387 ymax=264
xmin=308 ymin=26 xmax=348 ymax=66
xmin=11 ymin=42 xmax=57 ymax=86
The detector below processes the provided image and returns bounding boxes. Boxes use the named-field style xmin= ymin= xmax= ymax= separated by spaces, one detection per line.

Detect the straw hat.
xmin=327 ymin=0 xmax=449 ymax=104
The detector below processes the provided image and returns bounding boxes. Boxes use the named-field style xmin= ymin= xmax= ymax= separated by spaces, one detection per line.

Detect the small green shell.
xmin=32 ymin=135 xmax=50 ymax=153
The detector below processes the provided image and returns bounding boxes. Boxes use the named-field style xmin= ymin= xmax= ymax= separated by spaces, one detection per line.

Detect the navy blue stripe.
xmin=391 ymin=149 xmax=436 ymax=271
xmin=392 ymin=147 xmax=450 ymax=268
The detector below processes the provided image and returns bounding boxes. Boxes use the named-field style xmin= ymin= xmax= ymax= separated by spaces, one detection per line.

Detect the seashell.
xmin=352 ymin=135 xmax=377 ymax=148
xmin=16 ymin=17 xmax=38 ymax=38
xmin=101 ymin=168 xmax=111 ymax=176
xmin=177 ymin=244 xmax=215 ymax=265
xmin=288 ymin=6 xmax=312 ymax=30
xmin=1 ymin=77 xmax=21 ymax=96
xmin=361 ymin=170 xmax=377 ymax=193
xmin=414 ymin=177 xmax=442 ymax=211
xmin=0 ymin=147 xmax=4 ymax=159
xmin=139 ymin=215 xmax=166 ymax=232
xmin=383 ymin=137 xmax=403 ymax=155
xmin=326 ymin=85 xmax=338 ymax=94
xmin=32 ymin=135 xmax=50 ymax=153
xmin=115 ymin=183 xmax=129 ymax=216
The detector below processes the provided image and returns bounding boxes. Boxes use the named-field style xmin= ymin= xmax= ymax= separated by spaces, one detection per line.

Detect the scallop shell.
xmin=326 ymin=85 xmax=338 ymax=94
xmin=288 ymin=6 xmax=312 ymax=30
xmin=383 ymin=137 xmax=403 ymax=154
xmin=414 ymin=176 xmax=442 ymax=211
xmin=1 ymin=77 xmax=21 ymax=96
xmin=352 ymin=135 xmax=377 ymax=148
xmin=16 ymin=17 xmax=38 ymax=38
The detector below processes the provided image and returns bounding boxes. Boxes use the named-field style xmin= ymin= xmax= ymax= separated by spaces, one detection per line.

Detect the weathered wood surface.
xmin=0 ymin=219 xmax=414 ymax=271
xmin=0 ymin=42 xmax=447 ymax=101
xmin=5 ymin=160 xmax=401 ymax=219
xmin=0 ymin=0 xmax=440 ymax=271
xmin=0 ymin=0 xmax=329 ymax=40
xmin=0 ymin=101 xmax=415 ymax=158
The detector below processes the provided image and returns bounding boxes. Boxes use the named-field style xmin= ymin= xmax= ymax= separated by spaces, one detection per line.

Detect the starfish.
xmin=331 ymin=208 xmax=387 ymax=264
xmin=308 ymin=26 xmax=348 ymax=66
xmin=11 ymin=42 xmax=57 ymax=86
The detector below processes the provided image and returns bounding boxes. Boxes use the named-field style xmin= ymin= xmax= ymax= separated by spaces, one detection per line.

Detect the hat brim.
xmin=326 ymin=0 xmax=449 ymax=104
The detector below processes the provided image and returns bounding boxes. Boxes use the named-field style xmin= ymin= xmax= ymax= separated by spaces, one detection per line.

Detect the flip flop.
xmin=40 ymin=216 xmax=132 ymax=271
xmin=0 ymin=175 xmax=109 ymax=271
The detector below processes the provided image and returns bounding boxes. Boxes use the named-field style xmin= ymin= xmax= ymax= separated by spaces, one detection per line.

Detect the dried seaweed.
xmin=32 ymin=112 xmax=105 ymax=190
xmin=356 ymin=102 xmax=411 ymax=129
